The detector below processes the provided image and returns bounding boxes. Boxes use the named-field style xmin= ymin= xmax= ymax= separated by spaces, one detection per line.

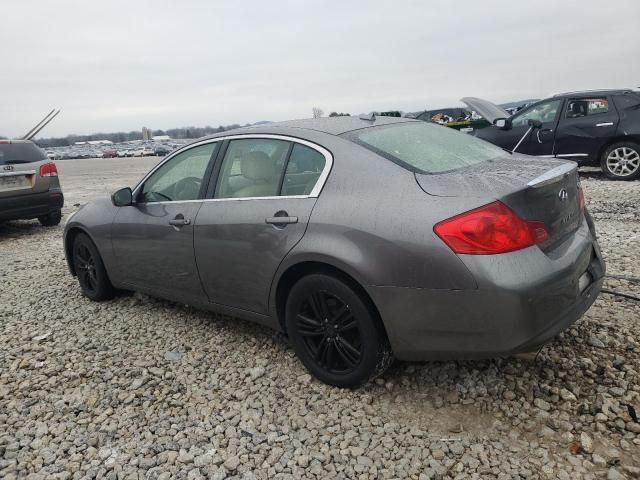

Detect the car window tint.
xmin=511 ymin=99 xmax=562 ymax=127
xmin=216 ymin=138 xmax=290 ymax=198
xmin=613 ymin=94 xmax=640 ymax=110
xmin=140 ymin=143 xmax=216 ymax=203
xmin=281 ymin=144 xmax=326 ymax=196
xmin=348 ymin=122 xmax=504 ymax=174
xmin=566 ymin=98 xmax=609 ymax=118
xmin=0 ymin=142 xmax=46 ymax=165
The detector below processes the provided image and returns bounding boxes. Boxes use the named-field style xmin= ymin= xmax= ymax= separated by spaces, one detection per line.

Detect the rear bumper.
xmin=0 ymin=190 xmax=64 ymax=221
xmin=368 ymin=220 xmax=605 ymax=361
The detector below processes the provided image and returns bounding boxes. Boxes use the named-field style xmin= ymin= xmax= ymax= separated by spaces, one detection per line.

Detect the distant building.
xmin=152 ymin=135 xmax=171 ymax=142
xmin=142 ymin=127 xmax=152 ymax=141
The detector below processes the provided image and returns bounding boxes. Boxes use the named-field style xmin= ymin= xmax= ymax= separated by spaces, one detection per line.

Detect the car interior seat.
xmin=232 ymin=151 xmax=278 ymax=197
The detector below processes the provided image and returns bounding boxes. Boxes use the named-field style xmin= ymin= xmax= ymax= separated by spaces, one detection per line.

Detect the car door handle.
xmin=169 ymin=218 xmax=191 ymax=226
xmin=265 ymin=216 xmax=298 ymax=225
xmin=596 ymin=122 xmax=613 ymax=127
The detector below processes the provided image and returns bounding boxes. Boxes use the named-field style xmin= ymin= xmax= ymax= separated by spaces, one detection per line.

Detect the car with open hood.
xmin=462 ymin=90 xmax=640 ymax=180
xmin=64 ymin=116 xmax=604 ymax=387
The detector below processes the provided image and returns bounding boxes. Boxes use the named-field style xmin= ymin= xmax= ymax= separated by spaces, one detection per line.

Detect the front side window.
xmin=347 ymin=122 xmax=504 ymax=174
xmin=140 ymin=143 xmax=217 ymax=203
xmin=511 ymin=99 xmax=562 ymax=127
xmin=281 ymin=144 xmax=326 ymax=195
xmin=566 ymin=98 xmax=609 ymax=118
xmin=216 ymin=138 xmax=290 ymax=198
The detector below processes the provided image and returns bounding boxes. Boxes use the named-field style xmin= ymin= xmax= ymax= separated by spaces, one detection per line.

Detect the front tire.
xmin=285 ymin=274 xmax=393 ymax=388
xmin=38 ymin=209 xmax=62 ymax=226
xmin=601 ymin=142 xmax=640 ymax=180
xmin=72 ymin=233 xmax=115 ymax=301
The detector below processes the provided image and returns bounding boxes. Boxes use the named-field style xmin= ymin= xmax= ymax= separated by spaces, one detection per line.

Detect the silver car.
xmin=64 ymin=116 xmax=605 ymax=387
xmin=0 ymin=140 xmax=64 ymax=225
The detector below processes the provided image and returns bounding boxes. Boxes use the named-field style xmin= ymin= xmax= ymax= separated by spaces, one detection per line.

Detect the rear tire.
xmin=38 ymin=209 xmax=62 ymax=226
xmin=285 ymin=274 xmax=393 ymax=388
xmin=600 ymin=142 xmax=640 ymax=180
xmin=72 ymin=233 xmax=115 ymax=301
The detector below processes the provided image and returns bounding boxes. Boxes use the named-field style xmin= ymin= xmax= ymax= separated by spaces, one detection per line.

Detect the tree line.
xmin=33 ymin=123 xmax=248 ymax=147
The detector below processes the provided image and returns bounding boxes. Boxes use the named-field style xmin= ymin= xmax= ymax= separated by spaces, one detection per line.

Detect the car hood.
xmin=460 ymin=97 xmax=510 ymax=123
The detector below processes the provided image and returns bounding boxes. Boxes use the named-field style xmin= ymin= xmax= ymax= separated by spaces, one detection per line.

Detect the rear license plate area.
xmin=0 ymin=175 xmax=31 ymax=191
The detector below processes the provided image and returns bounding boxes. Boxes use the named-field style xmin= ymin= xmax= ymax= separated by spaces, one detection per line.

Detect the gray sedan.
xmin=64 ymin=116 xmax=605 ymax=387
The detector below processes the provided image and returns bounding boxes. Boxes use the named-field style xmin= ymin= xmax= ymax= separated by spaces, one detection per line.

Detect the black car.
xmin=462 ymin=90 xmax=640 ymax=180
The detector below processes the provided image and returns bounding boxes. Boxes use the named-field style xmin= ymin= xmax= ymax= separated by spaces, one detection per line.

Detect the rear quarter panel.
xmin=270 ymin=135 xmax=479 ymax=317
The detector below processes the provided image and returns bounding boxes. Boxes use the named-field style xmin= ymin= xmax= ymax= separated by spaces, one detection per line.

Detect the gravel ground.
xmin=1 ymin=159 xmax=639 ymax=480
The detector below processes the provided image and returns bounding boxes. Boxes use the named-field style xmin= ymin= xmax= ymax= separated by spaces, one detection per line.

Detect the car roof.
xmin=552 ymin=89 xmax=635 ymax=98
xmin=199 ymin=115 xmax=417 ymax=141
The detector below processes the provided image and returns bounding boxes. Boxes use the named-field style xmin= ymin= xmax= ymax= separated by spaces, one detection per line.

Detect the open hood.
xmin=460 ymin=97 xmax=510 ymax=123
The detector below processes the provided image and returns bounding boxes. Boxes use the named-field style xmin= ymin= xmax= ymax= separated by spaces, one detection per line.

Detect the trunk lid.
xmin=416 ymin=155 xmax=583 ymax=249
xmin=460 ymin=97 xmax=510 ymax=123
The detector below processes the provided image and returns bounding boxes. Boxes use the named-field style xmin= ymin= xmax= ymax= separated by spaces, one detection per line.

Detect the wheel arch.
xmin=272 ymin=260 xmax=389 ymax=341
xmin=64 ymin=225 xmax=100 ymax=276
xmin=597 ymin=134 xmax=640 ymax=162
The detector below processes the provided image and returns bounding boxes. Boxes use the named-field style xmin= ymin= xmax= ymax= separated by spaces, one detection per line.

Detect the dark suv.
xmin=0 ymin=140 xmax=64 ymax=225
xmin=463 ymin=90 xmax=640 ymax=180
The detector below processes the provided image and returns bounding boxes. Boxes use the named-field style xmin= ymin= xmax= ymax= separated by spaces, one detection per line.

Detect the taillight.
xmin=578 ymin=185 xmax=585 ymax=211
xmin=39 ymin=162 xmax=58 ymax=177
xmin=434 ymin=201 xmax=550 ymax=255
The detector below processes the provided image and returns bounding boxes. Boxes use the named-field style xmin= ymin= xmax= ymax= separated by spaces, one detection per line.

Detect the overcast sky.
xmin=2 ymin=0 xmax=639 ymax=138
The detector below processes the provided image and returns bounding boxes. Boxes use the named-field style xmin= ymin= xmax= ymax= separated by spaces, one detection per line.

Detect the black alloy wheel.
xmin=297 ymin=290 xmax=362 ymax=375
xmin=285 ymin=273 xmax=392 ymax=387
xmin=72 ymin=233 xmax=114 ymax=301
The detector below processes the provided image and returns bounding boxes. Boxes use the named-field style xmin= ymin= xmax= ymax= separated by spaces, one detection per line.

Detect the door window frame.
xmin=510 ymin=98 xmax=564 ymax=128
xmin=132 ymin=141 xmax=221 ymax=205
xmin=203 ymin=134 xmax=334 ymax=201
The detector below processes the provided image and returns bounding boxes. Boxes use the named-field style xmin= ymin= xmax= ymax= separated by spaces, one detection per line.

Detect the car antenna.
xmin=359 ymin=112 xmax=376 ymax=122
xmin=22 ymin=109 xmax=61 ymax=140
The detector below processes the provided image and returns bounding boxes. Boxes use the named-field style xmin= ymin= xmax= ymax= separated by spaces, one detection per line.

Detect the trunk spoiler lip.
xmin=527 ymin=162 xmax=576 ymax=188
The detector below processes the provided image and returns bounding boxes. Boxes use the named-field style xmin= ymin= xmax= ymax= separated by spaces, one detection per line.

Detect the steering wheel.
xmin=173 ymin=176 xmax=202 ymax=200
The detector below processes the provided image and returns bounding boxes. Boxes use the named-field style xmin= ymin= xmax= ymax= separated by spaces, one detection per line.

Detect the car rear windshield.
xmin=0 ymin=142 xmax=46 ymax=165
xmin=345 ymin=122 xmax=505 ymax=174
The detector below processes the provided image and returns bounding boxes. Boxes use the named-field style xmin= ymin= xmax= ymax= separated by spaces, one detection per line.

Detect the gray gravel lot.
xmin=1 ymin=159 xmax=639 ymax=479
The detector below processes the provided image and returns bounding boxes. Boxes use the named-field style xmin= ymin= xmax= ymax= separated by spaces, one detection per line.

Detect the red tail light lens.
xmin=39 ymin=162 xmax=58 ymax=177
xmin=434 ymin=201 xmax=549 ymax=255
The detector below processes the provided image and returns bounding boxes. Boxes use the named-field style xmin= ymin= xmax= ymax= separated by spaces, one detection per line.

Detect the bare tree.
xmin=312 ymin=107 xmax=324 ymax=119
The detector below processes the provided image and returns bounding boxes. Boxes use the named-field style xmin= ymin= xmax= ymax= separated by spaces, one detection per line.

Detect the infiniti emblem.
xmin=2 ymin=165 xmax=13 ymax=171
xmin=558 ymin=188 xmax=568 ymax=201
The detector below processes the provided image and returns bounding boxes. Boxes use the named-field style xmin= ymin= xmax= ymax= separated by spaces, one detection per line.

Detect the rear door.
xmin=110 ymin=141 xmax=219 ymax=299
xmin=554 ymin=96 xmax=618 ymax=162
xmin=194 ymin=136 xmax=331 ymax=315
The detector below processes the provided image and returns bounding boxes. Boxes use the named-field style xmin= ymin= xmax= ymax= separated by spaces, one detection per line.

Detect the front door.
xmin=554 ymin=96 xmax=619 ymax=162
xmin=111 ymin=142 xmax=218 ymax=300
xmin=194 ymin=137 xmax=330 ymax=314
xmin=508 ymin=98 xmax=563 ymax=156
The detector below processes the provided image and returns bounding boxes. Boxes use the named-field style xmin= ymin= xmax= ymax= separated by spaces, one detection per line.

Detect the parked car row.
xmin=45 ymin=141 xmax=185 ymax=161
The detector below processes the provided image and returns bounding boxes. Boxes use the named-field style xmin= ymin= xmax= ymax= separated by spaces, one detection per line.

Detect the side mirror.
xmin=493 ymin=118 xmax=511 ymax=130
xmin=527 ymin=119 xmax=543 ymax=129
xmin=111 ymin=187 xmax=133 ymax=207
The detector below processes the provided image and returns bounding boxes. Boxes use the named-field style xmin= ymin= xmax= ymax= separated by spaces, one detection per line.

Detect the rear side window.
xmin=281 ymin=144 xmax=326 ymax=195
xmin=566 ymin=98 xmax=609 ymax=118
xmin=346 ymin=122 xmax=504 ymax=174
xmin=0 ymin=142 xmax=46 ymax=165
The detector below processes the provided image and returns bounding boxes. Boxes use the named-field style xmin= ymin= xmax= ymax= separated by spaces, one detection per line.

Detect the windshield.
xmin=346 ymin=122 xmax=505 ymax=174
xmin=0 ymin=142 xmax=46 ymax=165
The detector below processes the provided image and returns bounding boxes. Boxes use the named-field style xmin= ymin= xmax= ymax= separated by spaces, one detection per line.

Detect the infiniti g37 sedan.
xmin=64 ymin=116 xmax=605 ymax=387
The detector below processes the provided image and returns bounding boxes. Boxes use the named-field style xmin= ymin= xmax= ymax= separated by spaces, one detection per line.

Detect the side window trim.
xmin=277 ymin=142 xmax=295 ymax=196
xmin=201 ymin=134 xmax=333 ymax=201
xmin=132 ymin=139 xmax=220 ymax=204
